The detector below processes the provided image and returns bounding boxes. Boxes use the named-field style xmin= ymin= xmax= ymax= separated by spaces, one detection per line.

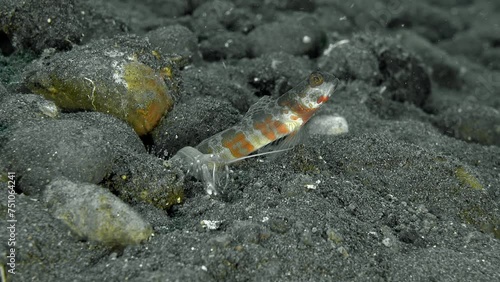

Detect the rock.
xmin=435 ymin=103 xmax=500 ymax=146
xmin=140 ymin=0 xmax=189 ymax=18
xmin=44 ymin=178 xmax=153 ymax=246
xmin=200 ymin=219 xmax=223 ymax=230
xmin=23 ymin=35 xmax=178 ymax=135
xmin=217 ymin=0 xmax=309 ymax=12
xmin=0 ymin=108 xmax=184 ymax=209
xmin=462 ymin=70 xmax=500 ymax=109
xmin=191 ymin=0 xmax=236 ymax=39
xmin=272 ymin=0 xmax=316 ymax=12
xmin=321 ymin=33 xmax=431 ymax=107
xmin=314 ymin=3 xmax=353 ymax=34
xmin=0 ymin=193 xmax=94 ymax=275
xmin=431 ymin=0 xmax=473 ymax=7
xmin=191 ymin=0 xmax=258 ymax=36
xmin=374 ymin=36 xmax=431 ymax=107
xmin=64 ymin=111 xmax=146 ymax=154
xmin=0 ymin=0 xmax=85 ymax=53
xmin=397 ymin=30 xmax=464 ymax=90
xmin=180 ymin=64 xmax=256 ymax=112
xmin=247 ymin=12 xmax=325 ymax=57
xmin=233 ymin=0 xmax=316 ymax=12
xmin=438 ymin=21 xmax=500 ymax=71
xmin=318 ymin=38 xmax=380 ymax=84
xmin=199 ymin=31 xmax=249 ymax=61
xmin=75 ymin=1 xmax=129 ymax=43
xmin=0 ymin=94 xmax=59 ymax=128
xmin=146 ymin=25 xmax=201 ymax=67
xmin=237 ymin=52 xmax=314 ymax=98
xmin=0 ymin=119 xmax=114 ymax=195
xmin=0 ymin=0 xmax=132 ymax=53
xmin=307 ymin=115 xmax=349 ymax=136
xmin=152 ymin=96 xmax=240 ymax=158
xmin=438 ymin=32 xmax=484 ymax=59
xmin=104 ymin=151 xmax=185 ymax=210
xmin=387 ymin=2 xmax=464 ymax=43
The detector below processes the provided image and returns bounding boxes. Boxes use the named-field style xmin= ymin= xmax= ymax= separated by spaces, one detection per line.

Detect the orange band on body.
xmin=291 ymin=103 xmax=316 ymax=123
xmin=222 ymin=131 xmax=256 ymax=158
xmin=253 ymin=115 xmax=277 ymax=141
xmin=272 ymin=120 xmax=290 ymax=135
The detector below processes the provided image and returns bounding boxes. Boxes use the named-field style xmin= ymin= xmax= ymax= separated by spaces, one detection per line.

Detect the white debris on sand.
xmin=308 ymin=115 xmax=349 ymax=135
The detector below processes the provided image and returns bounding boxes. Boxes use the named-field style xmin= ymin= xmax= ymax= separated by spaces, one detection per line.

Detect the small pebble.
xmin=44 ymin=178 xmax=153 ymax=246
xmin=308 ymin=115 xmax=349 ymax=135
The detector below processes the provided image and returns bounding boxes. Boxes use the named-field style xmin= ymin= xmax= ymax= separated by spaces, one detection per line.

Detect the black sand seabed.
xmin=1 ymin=0 xmax=499 ymax=281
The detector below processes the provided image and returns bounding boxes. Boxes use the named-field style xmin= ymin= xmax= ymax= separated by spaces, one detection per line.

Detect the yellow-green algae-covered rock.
xmin=23 ymin=35 xmax=180 ymax=135
xmin=43 ymin=177 xmax=153 ymax=246
xmin=104 ymin=152 xmax=185 ymax=210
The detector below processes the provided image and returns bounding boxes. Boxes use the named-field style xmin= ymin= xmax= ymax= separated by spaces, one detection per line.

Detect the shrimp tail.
xmin=171 ymin=146 xmax=229 ymax=195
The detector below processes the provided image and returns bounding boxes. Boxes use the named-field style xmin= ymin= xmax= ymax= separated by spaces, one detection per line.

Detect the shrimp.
xmin=170 ymin=146 xmax=229 ymax=195
xmin=170 ymin=71 xmax=340 ymax=195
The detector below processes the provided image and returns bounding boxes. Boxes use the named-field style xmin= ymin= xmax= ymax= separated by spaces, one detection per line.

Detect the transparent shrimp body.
xmin=170 ymin=72 xmax=339 ymax=194
xmin=170 ymin=146 xmax=229 ymax=195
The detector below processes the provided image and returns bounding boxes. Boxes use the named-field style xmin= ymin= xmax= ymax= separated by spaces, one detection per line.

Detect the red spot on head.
xmin=317 ymin=95 xmax=329 ymax=104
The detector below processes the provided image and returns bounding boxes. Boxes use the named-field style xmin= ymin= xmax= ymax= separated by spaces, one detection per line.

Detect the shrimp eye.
xmin=309 ymin=72 xmax=324 ymax=87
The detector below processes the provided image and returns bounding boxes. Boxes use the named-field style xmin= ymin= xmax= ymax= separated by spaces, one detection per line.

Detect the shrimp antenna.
xmin=225 ymin=147 xmax=293 ymax=165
